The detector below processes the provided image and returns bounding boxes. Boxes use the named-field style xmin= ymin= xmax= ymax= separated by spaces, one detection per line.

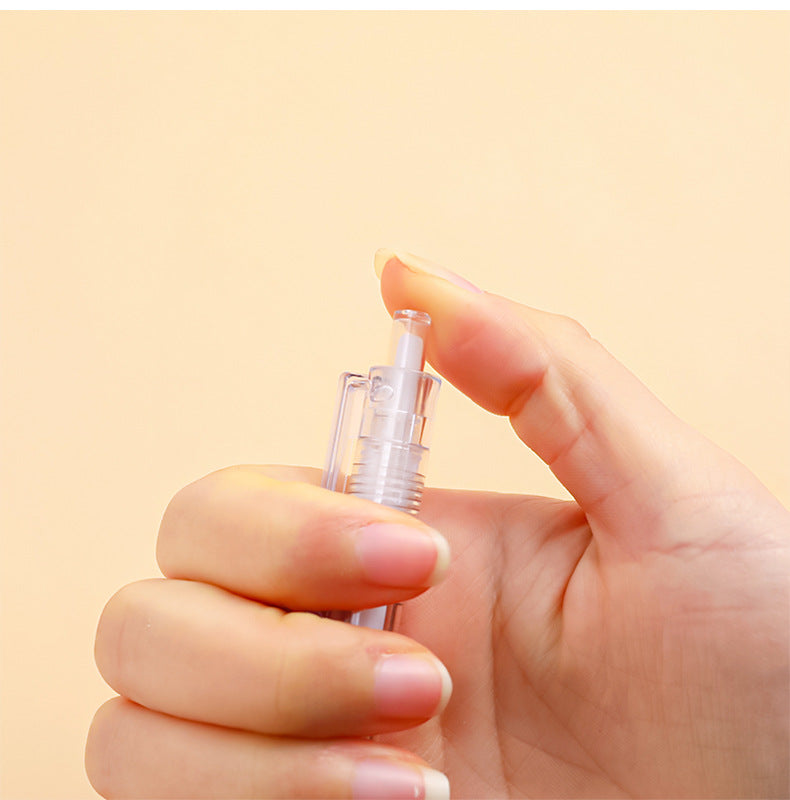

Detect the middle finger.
xmin=95 ymin=578 xmax=452 ymax=738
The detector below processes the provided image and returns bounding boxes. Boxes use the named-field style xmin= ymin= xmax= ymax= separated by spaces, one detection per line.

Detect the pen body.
xmin=321 ymin=311 xmax=440 ymax=631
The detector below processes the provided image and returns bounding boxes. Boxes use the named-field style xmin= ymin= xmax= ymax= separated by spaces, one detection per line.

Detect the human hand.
xmin=86 ymin=251 xmax=790 ymax=798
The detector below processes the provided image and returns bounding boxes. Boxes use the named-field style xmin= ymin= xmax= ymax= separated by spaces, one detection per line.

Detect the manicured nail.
xmin=374 ymin=654 xmax=452 ymax=719
xmin=374 ymin=248 xmax=483 ymax=293
xmin=352 ymin=759 xmax=450 ymax=800
xmin=356 ymin=523 xmax=450 ymax=587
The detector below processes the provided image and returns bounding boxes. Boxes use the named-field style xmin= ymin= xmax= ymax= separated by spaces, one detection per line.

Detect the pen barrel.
xmin=320 ymin=314 xmax=441 ymax=633
xmin=345 ymin=366 xmax=440 ymax=515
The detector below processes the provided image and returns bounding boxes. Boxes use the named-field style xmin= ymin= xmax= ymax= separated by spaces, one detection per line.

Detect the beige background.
xmin=1 ymin=11 xmax=788 ymax=799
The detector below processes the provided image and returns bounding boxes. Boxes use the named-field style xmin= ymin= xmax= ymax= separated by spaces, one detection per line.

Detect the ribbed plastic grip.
xmin=347 ymin=440 xmax=426 ymax=514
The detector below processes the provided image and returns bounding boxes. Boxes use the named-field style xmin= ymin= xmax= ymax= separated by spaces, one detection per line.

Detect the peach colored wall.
xmin=1 ymin=12 xmax=788 ymax=798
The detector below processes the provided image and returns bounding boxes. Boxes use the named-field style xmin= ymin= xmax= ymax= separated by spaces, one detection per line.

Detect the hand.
xmin=86 ymin=251 xmax=790 ymax=798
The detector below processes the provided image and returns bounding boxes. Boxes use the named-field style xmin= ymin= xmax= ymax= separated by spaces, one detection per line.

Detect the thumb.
xmin=375 ymin=249 xmax=763 ymax=551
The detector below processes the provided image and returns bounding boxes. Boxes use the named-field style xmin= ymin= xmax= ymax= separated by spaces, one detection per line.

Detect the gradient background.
xmin=1 ymin=12 xmax=788 ymax=798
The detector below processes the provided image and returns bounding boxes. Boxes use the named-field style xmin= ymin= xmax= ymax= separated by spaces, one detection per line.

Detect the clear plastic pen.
xmin=321 ymin=310 xmax=441 ymax=631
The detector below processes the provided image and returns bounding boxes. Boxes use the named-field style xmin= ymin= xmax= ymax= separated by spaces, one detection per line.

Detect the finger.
xmin=375 ymin=249 xmax=765 ymax=549
xmin=94 ymin=578 xmax=452 ymax=738
xmin=156 ymin=464 xmax=450 ymax=610
xmin=86 ymin=697 xmax=450 ymax=799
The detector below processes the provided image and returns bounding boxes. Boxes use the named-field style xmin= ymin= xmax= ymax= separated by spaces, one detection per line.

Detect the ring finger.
xmin=86 ymin=697 xmax=450 ymax=799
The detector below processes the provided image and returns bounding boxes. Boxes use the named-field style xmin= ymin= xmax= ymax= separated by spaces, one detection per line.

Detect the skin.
xmin=86 ymin=254 xmax=790 ymax=798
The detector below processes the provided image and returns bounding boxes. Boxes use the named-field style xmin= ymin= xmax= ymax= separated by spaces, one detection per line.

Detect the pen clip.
xmin=321 ymin=372 xmax=369 ymax=494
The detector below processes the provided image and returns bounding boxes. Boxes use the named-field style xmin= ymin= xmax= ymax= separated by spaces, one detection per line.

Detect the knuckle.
xmin=155 ymin=480 xmax=201 ymax=575
xmin=156 ymin=466 xmax=275 ymax=576
xmin=552 ymin=312 xmax=592 ymax=341
xmin=266 ymin=614 xmax=369 ymax=733
xmin=267 ymin=616 xmax=324 ymax=729
xmin=85 ymin=697 xmax=127 ymax=799
xmin=95 ymin=580 xmax=161 ymax=695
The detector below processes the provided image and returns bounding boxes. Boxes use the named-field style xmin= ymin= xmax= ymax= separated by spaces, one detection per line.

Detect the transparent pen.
xmin=321 ymin=309 xmax=441 ymax=631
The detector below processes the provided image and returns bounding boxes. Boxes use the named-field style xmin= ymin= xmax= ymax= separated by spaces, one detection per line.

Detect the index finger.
xmin=156 ymin=465 xmax=451 ymax=611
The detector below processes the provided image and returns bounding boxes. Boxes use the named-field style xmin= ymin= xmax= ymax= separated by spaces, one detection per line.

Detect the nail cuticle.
xmin=356 ymin=523 xmax=449 ymax=588
xmin=373 ymin=653 xmax=452 ymax=719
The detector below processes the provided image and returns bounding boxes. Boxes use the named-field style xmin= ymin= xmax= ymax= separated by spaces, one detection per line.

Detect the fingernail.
xmin=352 ymin=760 xmax=450 ymax=800
xmin=374 ymin=654 xmax=452 ymax=719
xmin=374 ymin=248 xmax=483 ymax=293
xmin=356 ymin=523 xmax=450 ymax=587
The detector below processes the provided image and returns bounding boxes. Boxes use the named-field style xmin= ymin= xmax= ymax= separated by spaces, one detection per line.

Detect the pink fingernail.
xmin=374 ymin=654 xmax=452 ymax=719
xmin=374 ymin=248 xmax=483 ymax=294
xmin=352 ymin=760 xmax=450 ymax=800
xmin=356 ymin=524 xmax=450 ymax=587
